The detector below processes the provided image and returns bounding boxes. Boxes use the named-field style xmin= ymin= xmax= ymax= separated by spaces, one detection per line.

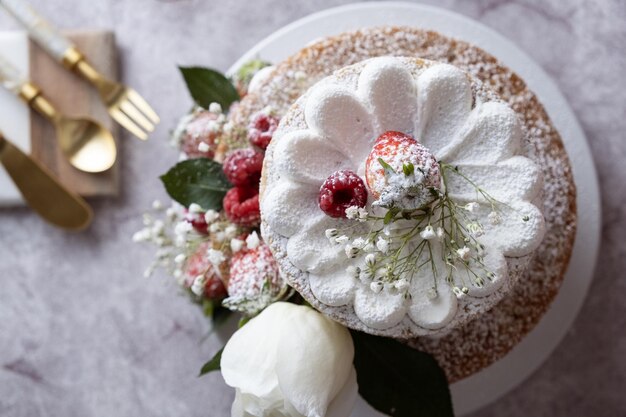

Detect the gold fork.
xmin=1 ymin=0 xmax=160 ymax=140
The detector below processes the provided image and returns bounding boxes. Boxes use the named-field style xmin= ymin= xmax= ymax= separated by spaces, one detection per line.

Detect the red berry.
xmin=183 ymin=242 xmax=228 ymax=299
xmin=228 ymin=243 xmax=282 ymax=300
xmin=223 ymin=187 xmax=261 ymax=226
xmin=184 ymin=209 xmax=208 ymax=234
xmin=318 ymin=170 xmax=368 ymax=218
xmin=222 ymin=148 xmax=264 ymax=188
xmin=180 ymin=111 xmax=220 ymax=159
xmin=247 ymin=112 xmax=279 ymax=150
xmin=365 ymin=131 xmax=440 ymax=199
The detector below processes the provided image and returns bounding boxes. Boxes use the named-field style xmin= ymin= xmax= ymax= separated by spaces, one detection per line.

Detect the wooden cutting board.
xmin=29 ymin=30 xmax=120 ymax=197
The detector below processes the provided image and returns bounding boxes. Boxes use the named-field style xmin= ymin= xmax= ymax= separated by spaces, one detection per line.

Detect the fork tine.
xmin=109 ymin=107 xmax=148 ymax=140
xmin=126 ymin=89 xmax=160 ymax=124
xmin=119 ymin=100 xmax=154 ymax=132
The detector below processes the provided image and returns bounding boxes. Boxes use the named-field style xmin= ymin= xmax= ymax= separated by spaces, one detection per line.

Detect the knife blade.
xmin=0 ymin=133 xmax=93 ymax=230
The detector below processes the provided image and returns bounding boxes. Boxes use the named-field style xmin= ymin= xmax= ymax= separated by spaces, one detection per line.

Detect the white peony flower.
xmin=221 ymin=303 xmax=358 ymax=417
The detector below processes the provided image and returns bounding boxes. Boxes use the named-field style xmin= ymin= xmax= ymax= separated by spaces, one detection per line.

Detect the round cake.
xmin=230 ymin=27 xmax=576 ymax=382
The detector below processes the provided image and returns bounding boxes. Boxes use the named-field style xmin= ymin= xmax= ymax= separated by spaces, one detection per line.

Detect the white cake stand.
xmin=228 ymin=3 xmax=601 ymax=415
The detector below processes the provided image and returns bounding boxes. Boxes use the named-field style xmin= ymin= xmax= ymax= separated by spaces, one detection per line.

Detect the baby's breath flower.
xmin=189 ymin=203 xmax=203 ymax=213
xmin=174 ymin=221 xmax=193 ymax=236
xmin=352 ymin=237 xmax=366 ymax=248
xmin=325 ymin=228 xmax=338 ymax=239
xmin=365 ymin=253 xmax=377 ymax=268
xmin=206 ymin=248 xmax=226 ymax=267
xmin=488 ymin=211 xmax=501 ymax=225
xmin=370 ymin=281 xmax=384 ymax=293
xmin=376 ymin=237 xmax=389 ymax=254
xmin=456 ymin=246 xmax=471 ymax=261
xmin=230 ymin=238 xmax=244 ymax=252
xmin=224 ymin=224 xmax=238 ymax=239
xmin=419 ymin=225 xmax=437 ymax=240
xmin=198 ymin=142 xmax=210 ymax=153
xmin=427 ymin=288 xmax=438 ymax=300
xmin=357 ymin=207 xmax=368 ymax=222
xmin=209 ymin=222 xmax=221 ymax=233
xmin=215 ymin=232 xmax=226 ymax=242
xmin=436 ymin=227 xmax=445 ymax=240
xmin=394 ymin=279 xmax=409 ymax=292
xmin=246 ymin=231 xmax=260 ymax=249
xmin=191 ymin=275 xmax=206 ymax=296
xmin=466 ymin=222 xmax=484 ymax=237
xmin=204 ymin=210 xmax=220 ymax=224
xmin=174 ymin=253 xmax=186 ymax=264
xmin=335 ymin=235 xmax=349 ymax=244
xmin=464 ymin=202 xmax=479 ymax=212
xmin=152 ymin=200 xmax=163 ymax=210
xmin=345 ymin=206 xmax=359 ymax=219
xmin=345 ymin=245 xmax=359 ymax=259
xmin=132 ymin=229 xmax=151 ymax=243
xmin=208 ymin=102 xmax=222 ymax=114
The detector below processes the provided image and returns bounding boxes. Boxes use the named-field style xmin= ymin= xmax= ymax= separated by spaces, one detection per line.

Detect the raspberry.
xmin=184 ymin=209 xmax=208 ymax=234
xmin=183 ymin=242 xmax=227 ymax=299
xmin=365 ymin=131 xmax=441 ymax=199
xmin=223 ymin=186 xmax=260 ymax=226
xmin=247 ymin=112 xmax=279 ymax=150
xmin=318 ymin=170 xmax=368 ymax=218
xmin=222 ymin=148 xmax=264 ymax=188
xmin=181 ymin=110 xmax=220 ymax=159
xmin=228 ymin=243 xmax=282 ymax=300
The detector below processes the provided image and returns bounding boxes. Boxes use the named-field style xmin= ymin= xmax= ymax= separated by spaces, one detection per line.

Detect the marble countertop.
xmin=0 ymin=1 xmax=624 ymax=416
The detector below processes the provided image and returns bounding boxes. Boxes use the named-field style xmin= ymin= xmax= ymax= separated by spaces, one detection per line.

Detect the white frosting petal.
xmin=304 ymin=84 xmax=375 ymax=164
xmin=416 ymin=64 xmax=472 ymax=157
xmin=261 ymin=179 xmax=323 ymax=237
xmin=273 ymin=130 xmax=351 ymax=184
xmin=446 ymin=156 xmax=542 ymax=202
xmin=353 ymin=285 xmax=408 ymax=330
xmin=478 ymin=201 xmax=546 ymax=257
xmin=357 ymin=57 xmax=417 ymax=134
xmin=309 ymin=267 xmax=356 ymax=307
xmin=445 ymin=101 xmax=522 ymax=165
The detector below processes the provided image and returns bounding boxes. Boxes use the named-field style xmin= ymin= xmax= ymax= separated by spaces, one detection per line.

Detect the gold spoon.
xmin=0 ymin=132 xmax=93 ymax=230
xmin=0 ymin=54 xmax=116 ymax=173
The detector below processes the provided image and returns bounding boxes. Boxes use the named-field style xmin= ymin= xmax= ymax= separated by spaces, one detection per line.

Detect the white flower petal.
xmin=476 ymin=201 xmax=545 ymax=257
xmin=326 ymin=368 xmax=358 ymax=417
xmin=273 ymin=130 xmax=350 ymax=184
xmin=357 ymin=57 xmax=417 ymax=134
xmin=304 ymin=83 xmax=375 ymax=164
xmin=446 ymin=156 xmax=542 ymax=202
xmin=221 ymin=306 xmax=281 ymax=398
xmin=309 ymin=266 xmax=357 ymax=307
xmin=417 ymin=64 xmax=472 ymax=157
xmin=275 ymin=305 xmax=355 ymax=417
xmin=261 ymin=179 xmax=324 ymax=237
xmin=445 ymin=101 xmax=522 ymax=165
xmin=353 ymin=285 xmax=408 ymax=330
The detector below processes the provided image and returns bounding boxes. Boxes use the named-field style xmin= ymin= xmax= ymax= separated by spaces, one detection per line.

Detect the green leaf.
xmin=402 ymin=162 xmax=415 ymax=176
xmin=160 ymin=159 xmax=232 ymax=210
xmin=384 ymin=207 xmax=400 ymax=224
xmin=350 ymin=330 xmax=454 ymax=417
xmin=179 ymin=66 xmax=240 ymax=110
xmin=235 ymin=59 xmax=271 ymax=85
xmin=378 ymin=158 xmax=396 ymax=174
xmin=199 ymin=347 xmax=224 ymax=376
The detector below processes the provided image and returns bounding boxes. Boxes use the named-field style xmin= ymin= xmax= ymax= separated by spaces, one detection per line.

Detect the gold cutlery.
xmin=1 ymin=0 xmax=160 ymax=140
xmin=0 ymin=132 xmax=93 ymax=230
xmin=0 ymin=54 xmax=117 ymax=173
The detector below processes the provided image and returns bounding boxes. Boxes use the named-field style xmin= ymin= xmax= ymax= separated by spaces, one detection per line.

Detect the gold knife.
xmin=0 ymin=132 xmax=93 ymax=230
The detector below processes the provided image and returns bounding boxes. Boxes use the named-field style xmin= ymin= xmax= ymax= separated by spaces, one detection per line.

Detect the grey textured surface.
xmin=0 ymin=1 xmax=624 ymax=416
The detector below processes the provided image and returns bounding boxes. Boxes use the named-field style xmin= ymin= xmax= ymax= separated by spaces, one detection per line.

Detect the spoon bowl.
xmin=56 ymin=116 xmax=117 ymax=173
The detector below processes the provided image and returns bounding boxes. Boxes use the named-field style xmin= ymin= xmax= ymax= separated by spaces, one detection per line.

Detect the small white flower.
xmin=224 ymin=224 xmax=238 ymax=239
xmin=230 ymin=238 xmax=244 ymax=252
xmin=246 ymin=231 xmax=260 ymax=249
xmin=204 ymin=210 xmax=220 ymax=224
xmin=223 ymin=121 xmax=233 ymax=133
xmin=191 ymin=275 xmax=206 ymax=296
xmin=209 ymin=222 xmax=221 ymax=233
xmin=174 ymin=253 xmax=186 ymax=264
xmin=456 ymin=246 xmax=471 ymax=261
xmin=214 ymin=232 xmax=226 ymax=242
xmin=488 ymin=211 xmax=502 ymax=225
xmin=334 ymin=235 xmax=349 ymax=244
xmin=325 ymin=228 xmax=338 ymax=239
xmin=208 ymin=102 xmax=222 ymax=114
xmin=365 ymin=254 xmax=377 ymax=268
xmin=152 ymin=200 xmax=163 ymax=210
xmin=357 ymin=207 xmax=368 ymax=222
xmin=207 ymin=248 xmax=226 ymax=266
xmin=345 ymin=245 xmax=359 ymax=259
xmin=419 ymin=225 xmax=437 ymax=240
xmin=464 ymin=202 xmax=479 ymax=212
xmin=174 ymin=221 xmax=193 ymax=236
xmin=166 ymin=207 xmax=177 ymax=220
xmin=376 ymin=237 xmax=389 ymax=254
xmin=427 ymin=288 xmax=438 ymax=300
xmin=352 ymin=237 xmax=366 ymax=249
xmin=189 ymin=203 xmax=203 ymax=213
xmin=198 ymin=142 xmax=210 ymax=153
xmin=151 ymin=220 xmax=165 ymax=235
xmin=370 ymin=281 xmax=384 ymax=293
xmin=132 ymin=229 xmax=150 ymax=243
xmin=394 ymin=279 xmax=409 ymax=292
xmin=466 ymin=222 xmax=484 ymax=237
xmin=345 ymin=206 xmax=359 ymax=219
xmin=436 ymin=227 xmax=445 ymax=240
